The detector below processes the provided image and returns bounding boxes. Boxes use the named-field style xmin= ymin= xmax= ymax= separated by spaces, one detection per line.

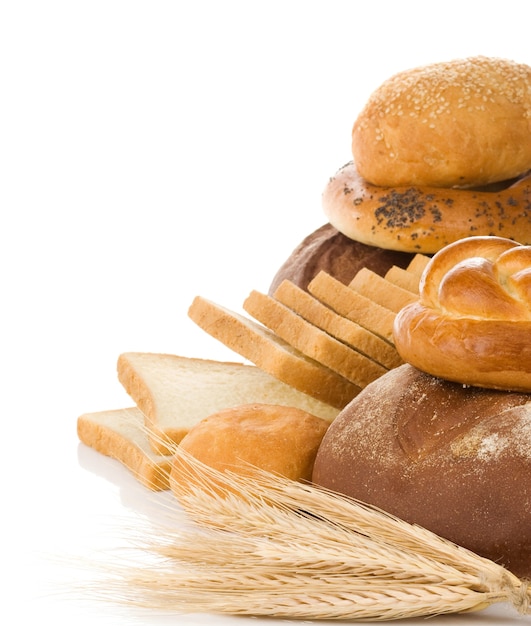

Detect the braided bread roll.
xmin=393 ymin=236 xmax=531 ymax=391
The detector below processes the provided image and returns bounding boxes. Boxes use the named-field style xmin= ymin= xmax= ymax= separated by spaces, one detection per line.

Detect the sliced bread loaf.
xmin=188 ymin=296 xmax=361 ymax=412
xmin=118 ymin=351 xmax=341 ymax=455
xmin=307 ymin=271 xmax=397 ymax=343
xmin=243 ymin=289 xmax=387 ymax=388
xmin=348 ymin=267 xmax=419 ymax=313
xmin=384 ymin=265 xmax=421 ymax=294
xmin=272 ymin=279 xmax=403 ymax=369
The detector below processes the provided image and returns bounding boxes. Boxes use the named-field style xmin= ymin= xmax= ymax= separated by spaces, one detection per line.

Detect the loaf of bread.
xmin=312 ymin=364 xmax=531 ymax=579
xmin=268 ymin=223 xmax=415 ymax=294
xmin=393 ymin=236 xmax=531 ymax=392
xmin=243 ymin=289 xmax=387 ymax=388
xmin=171 ymin=403 xmax=330 ymax=499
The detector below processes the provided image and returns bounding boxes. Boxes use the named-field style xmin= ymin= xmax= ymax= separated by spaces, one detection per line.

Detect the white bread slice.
xmin=243 ymin=289 xmax=387 ymax=388
xmin=77 ymin=407 xmax=172 ymax=490
xmin=384 ymin=265 xmax=421 ymax=294
xmin=272 ymin=279 xmax=403 ymax=369
xmin=188 ymin=296 xmax=361 ymax=412
xmin=348 ymin=267 xmax=419 ymax=313
xmin=406 ymin=253 xmax=431 ymax=279
xmin=308 ymin=271 xmax=396 ymax=343
xmin=118 ymin=351 xmax=340 ymax=455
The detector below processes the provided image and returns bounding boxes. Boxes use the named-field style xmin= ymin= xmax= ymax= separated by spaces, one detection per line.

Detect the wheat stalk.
xmin=103 ymin=448 xmax=530 ymax=621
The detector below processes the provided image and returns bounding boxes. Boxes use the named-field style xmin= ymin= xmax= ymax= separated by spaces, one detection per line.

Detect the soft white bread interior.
xmin=118 ymin=352 xmax=340 ymax=455
xmin=187 ymin=296 xmax=361 ymax=410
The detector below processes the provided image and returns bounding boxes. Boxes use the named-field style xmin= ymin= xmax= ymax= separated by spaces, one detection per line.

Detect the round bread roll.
xmin=312 ymin=364 xmax=531 ymax=579
xmin=268 ymin=223 xmax=415 ymax=294
xmin=393 ymin=236 xmax=531 ymax=391
xmin=352 ymin=56 xmax=531 ymax=188
xmin=170 ymin=403 xmax=329 ymax=497
xmin=323 ymin=161 xmax=531 ymax=253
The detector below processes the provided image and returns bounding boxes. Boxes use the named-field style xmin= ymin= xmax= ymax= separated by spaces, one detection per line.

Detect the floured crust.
xmin=312 ymin=364 xmax=531 ymax=579
xmin=352 ymin=56 xmax=531 ymax=188
xmin=323 ymin=161 xmax=531 ymax=254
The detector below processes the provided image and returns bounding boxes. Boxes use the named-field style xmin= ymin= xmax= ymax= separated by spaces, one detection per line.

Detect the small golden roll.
xmin=352 ymin=56 xmax=531 ymax=188
xmin=170 ymin=403 xmax=330 ymax=499
xmin=393 ymin=236 xmax=531 ymax=391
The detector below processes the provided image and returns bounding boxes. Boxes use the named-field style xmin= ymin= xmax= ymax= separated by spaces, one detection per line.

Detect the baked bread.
xmin=272 ymin=279 xmax=403 ymax=369
xmin=307 ymin=271 xmax=397 ymax=343
xmin=243 ymin=289 xmax=387 ymax=388
xmin=77 ymin=407 xmax=172 ymax=490
xmin=312 ymin=364 xmax=531 ymax=579
xmin=118 ymin=352 xmax=339 ymax=455
xmin=188 ymin=296 xmax=360 ymax=409
xmin=393 ymin=236 xmax=531 ymax=392
xmin=268 ymin=223 xmax=415 ymax=294
xmin=323 ymin=161 xmax=531 ymax=253
xmin=352 ymin=56 xmax=531 ymax=188
xmin=348 ymin=267 xmax=418 ymax=313
xmin=170 ymin=403 xmax=330 ymax=499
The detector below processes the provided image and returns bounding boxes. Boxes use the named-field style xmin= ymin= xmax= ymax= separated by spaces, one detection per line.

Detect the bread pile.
xmin=78 ymin=56 xmax=531 ymax=581
xmin=272 ymin=56 xmax=531 ymax=293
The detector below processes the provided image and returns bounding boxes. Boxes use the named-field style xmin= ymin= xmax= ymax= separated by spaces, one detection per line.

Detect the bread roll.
xmin=312 ymin=364 xmax=531 ymax=579
xmin=170 ymin=403 xmax=329 ymax=497
xmin=323 ymin=161 xmax=531 ymax=253
xmin=268 ymin=223 xmax=414 ymax=293
xmin=393 ymin=236 xmax=531 ymax=391
xmin=352 ymin=56 xmax=531 ymax=188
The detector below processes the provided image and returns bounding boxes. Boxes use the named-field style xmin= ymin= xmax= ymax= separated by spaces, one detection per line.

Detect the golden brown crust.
xmin=170 ymin=403 xmax=330 ymax=497
xmin=352 ymin=56 xmax=531 ymax=188
xmin=323 ymin=161 xmax=531 ymax=253
xmin=312 ymin=364 xmax=531 ymax=579
xmin=243 ymin=289 xmax=387 ymax=388
xmin=188 ymin=296 xmax=360 ymax=409
xmin=393 ymin=236 xmax=531 ymax=391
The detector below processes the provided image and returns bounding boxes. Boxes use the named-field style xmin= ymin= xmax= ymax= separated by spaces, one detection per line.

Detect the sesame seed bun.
xmin=352 ymin=56 xmax=531 ymax=188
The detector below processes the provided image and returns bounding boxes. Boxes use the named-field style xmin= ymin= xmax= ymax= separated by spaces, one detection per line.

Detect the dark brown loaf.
xmin=268 ymin=223 xmax=414 ymax=294
xmin=312 ymin=364 xmax=531 ymax=579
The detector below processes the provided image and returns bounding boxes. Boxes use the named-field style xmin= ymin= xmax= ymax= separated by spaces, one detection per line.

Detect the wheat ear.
xmin=105 ymin=448 xmax=530 ymax=621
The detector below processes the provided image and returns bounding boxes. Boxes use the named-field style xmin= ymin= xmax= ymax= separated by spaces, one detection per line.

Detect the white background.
xmin=2 ymin=1 xmax=530 ymax=624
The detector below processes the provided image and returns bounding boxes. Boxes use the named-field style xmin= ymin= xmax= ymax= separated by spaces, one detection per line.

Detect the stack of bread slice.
xmin=77 ymin=253 xmax=429 ymax=491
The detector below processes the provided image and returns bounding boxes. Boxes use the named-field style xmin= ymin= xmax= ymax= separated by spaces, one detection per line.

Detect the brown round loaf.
xmin=352 ymin=56 xmax=531 ymax=188
xmin=268 ymin=223 xmax=415 ymax=294
xmin=323 ymin=161 xmax=531 ymax=253
xmin=170 ymin=403 xmax=330 ymax=498
xmin=394 ymin=236 xmax=531 ymax=391
xmin=312 ymin=364 xmax=531 ymax=579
